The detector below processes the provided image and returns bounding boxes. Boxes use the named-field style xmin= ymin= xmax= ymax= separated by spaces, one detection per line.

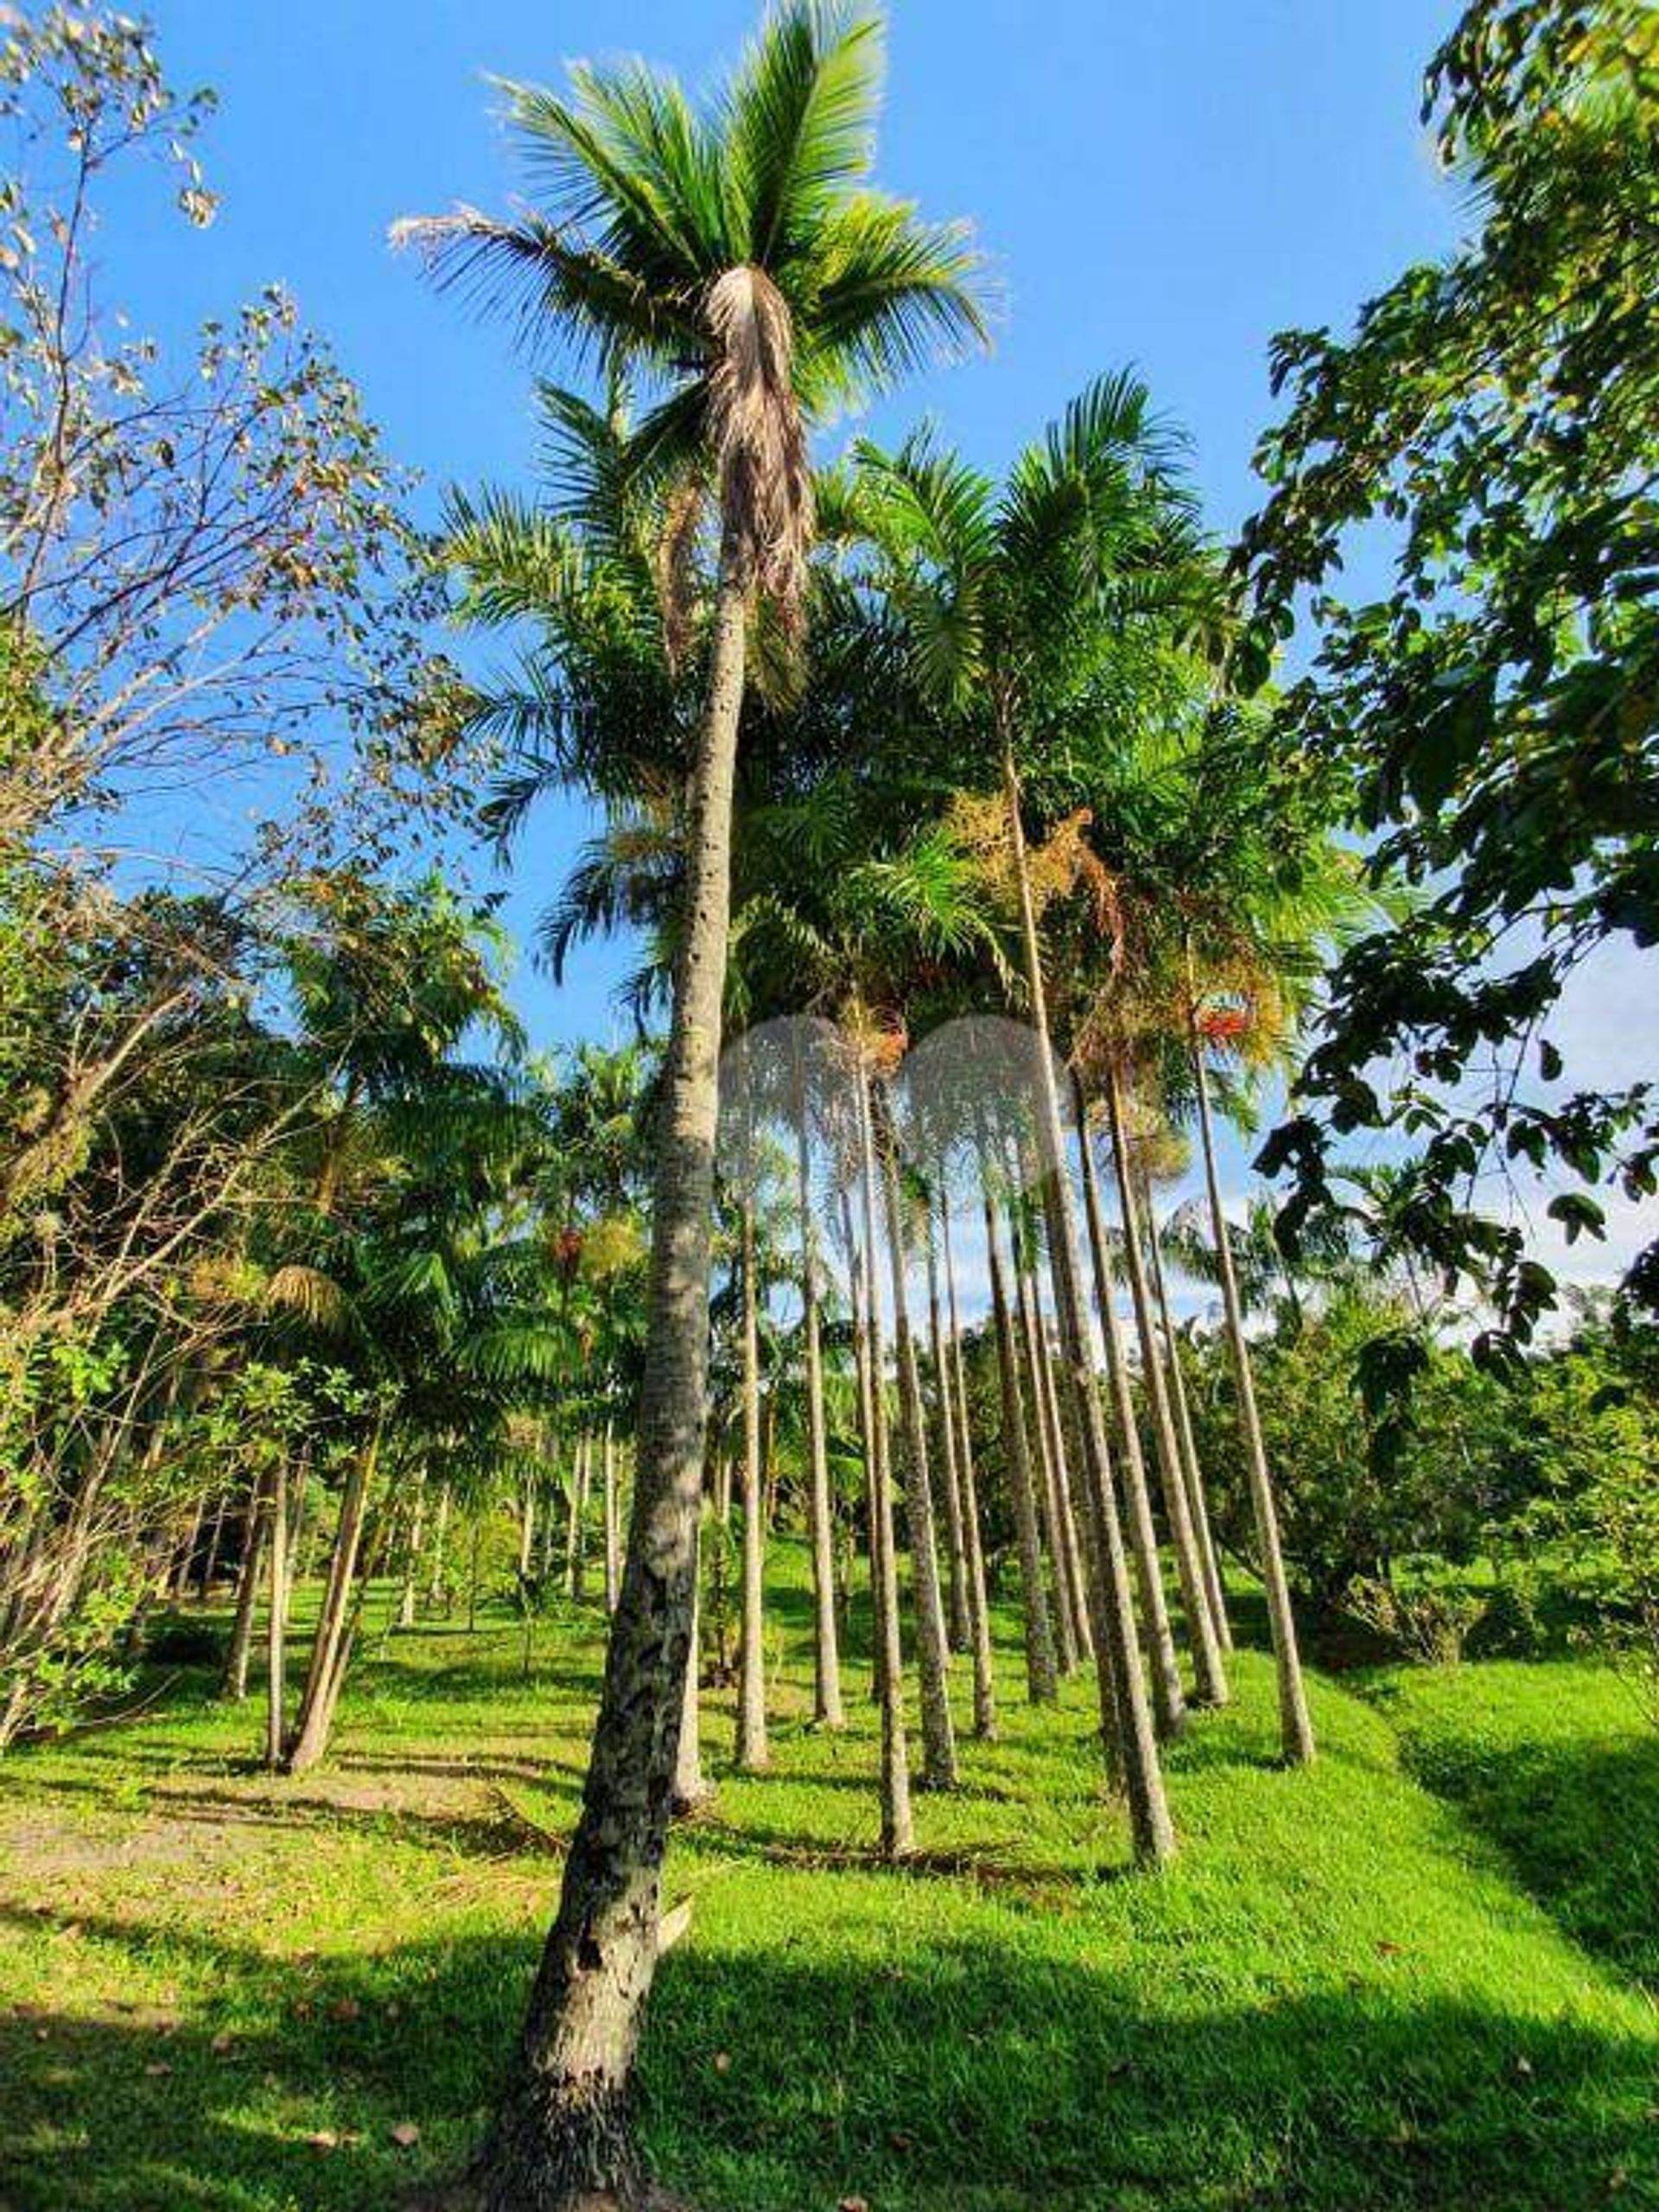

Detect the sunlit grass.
xmin=1 ymin=1543 xmax=1655 ymax=2210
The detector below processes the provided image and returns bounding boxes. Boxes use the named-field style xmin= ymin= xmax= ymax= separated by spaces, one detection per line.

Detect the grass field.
xmin=1 ymin=1549 xmax=1656 ymax=2212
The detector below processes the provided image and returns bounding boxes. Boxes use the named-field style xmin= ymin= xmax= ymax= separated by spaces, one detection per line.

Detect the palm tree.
xmin=405 ymin=10 xmax=985 ymax=2195
xmin=841 ymin=381 xmax=1209 ymax=1863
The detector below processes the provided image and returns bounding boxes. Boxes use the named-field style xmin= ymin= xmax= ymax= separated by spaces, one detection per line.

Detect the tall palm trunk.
xmin=1189 ymin=1013 xmax=1315 ymax=1765
xmin=795 ymin=1074 xmax=843 ymax=1727
xmin=671 ymin=1501 xmax=710 ymax=1812
xmin=877 ymin=1100 xmax=957 ymax=1789
xmin=922 ymin=1210 xmax=970 ymax=1654
xmin=265 ymin=1461 xmax=289 ymax=1770
xmin=855 ymin=1068 xmax=916 ymax=1856
xmin=1139 ymin=1155 xmax=1231 ymax=1652
xmin=482 ymin=533 xmax=747 ymax=2204
xmin=397 ymin=1469 xmax=425 ymax=1630
xmin=428 ymin=1484 xmax=450 ymax=1611
xmin=566 ymin=1433 xmax=590 ymax=1604
xmin=223 ymin=1474 xmax=267 ymax=1702
xmin=1013 ymin=1239 xmax=1080 ymax=1674
xmin=518 ymin=1481 xmax=537 ymax=1581
xmin=734 ymin=1186 xmax=769 ymax=1770
xmin=982 ymin=1186 xmax=1058 ymax=1705
xmin=1074 ymin=1073 xmax=1187 ymax=1739
xmin=939 ymin=1195 xmax=995 ymax=1739
xmin=285 ymin=1420 xmax=381 ymax=1776
xmin=1001 ymin=741 xmax=1175 ymax=1866
xmin=602 ymin=1423 xmax=620 ymax=1618
xmin=1030 ymin=1260 xmax=1095 ymax=1664
xmin=1103 ymin=1054 xmax=1230 ymax=1711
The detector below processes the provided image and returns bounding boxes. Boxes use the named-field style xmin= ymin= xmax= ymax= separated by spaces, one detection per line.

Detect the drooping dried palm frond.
xmin=705 ymin=264 xmax=814 ymax=621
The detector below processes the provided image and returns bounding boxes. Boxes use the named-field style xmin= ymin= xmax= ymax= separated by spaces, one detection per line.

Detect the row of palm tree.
xmin=399 ymin=4 xmax=1370 ymax=2202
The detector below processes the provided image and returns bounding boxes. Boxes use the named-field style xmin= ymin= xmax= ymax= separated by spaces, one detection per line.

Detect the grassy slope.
xmin=0 ymin=1549 xmax=1654 ymax=2212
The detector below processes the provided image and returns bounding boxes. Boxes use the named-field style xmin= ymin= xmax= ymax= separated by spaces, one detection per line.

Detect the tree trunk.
xmin=796 ymin=1073 xmax=844 ymax=1728
xmin=671 ymin=1503 xmax=710 ymax=1812
xmin=734 ymin=1187 xmax=769 ymax=1771
xmin=1033 ymin=1274 xmax=1095 ymax=1664
xmin=1074 ymin=1072 xmax=1187 ymax=1740
xmin=478 ymin=532 xmax=746 ymax=2209
xmin=518 ymin=1479 xmax=537 ymax=1583
xmin=602 ymin=1424 xmax=620 ymax=1618
xmin=1190 ymin=1021 xmax=1316 ymax=1765
xmin=284 ymin=1421 xmax=379 ymax=1776
xmin=1103 ymin=1055 xmax=1229 ymax=1712
xmin=397 ymin=1470 xmax=426 ymax=1631
xmin=265 ymin=1460 xmax=289 ymax=1771
xmin=428 ymin=1484 xmax=451 ymax=1612
xmin=1013 ymin=1241 xmax=1081 ymax=1675
xmin=878 ymin=1099 xmax=957 ymax=1790
xmin=1001 ymin=741 xmax=1174 ymax=1866
xmin=922 ymin=1210 xmax=970 ymax=1655
xmin=1139 ymin=1151 xmax=1231 ymax=1654
xmin=222 ymin=1476 xmax=267 ymax=1703
xmin=855 ymin=1066 xmax=915 ymax=1857
xmin=567 ymin=1433 xmax=590 ymax=1605
xmin=982 ymin=1188 xmax=1058 ymax=1706
xmin=940 ymin=1195 xmax=995 ymax=1740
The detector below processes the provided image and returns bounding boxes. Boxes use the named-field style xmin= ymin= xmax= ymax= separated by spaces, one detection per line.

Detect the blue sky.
xmin=126 ymin=0 xmax=1580 ymax=1307
xmin=137 ymin=0 xmax=1461 ymax=1033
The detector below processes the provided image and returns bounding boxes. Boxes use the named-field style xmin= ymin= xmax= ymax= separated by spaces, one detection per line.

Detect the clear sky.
xmin=134 ymin=0 xmax=1461 ymax=1030
xmin=132 ymin=0 xmax=1612 ymax=1309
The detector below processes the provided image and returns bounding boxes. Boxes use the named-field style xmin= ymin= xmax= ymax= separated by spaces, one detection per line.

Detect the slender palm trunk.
xmin=480 ymin=536 xmax=747 ymax=2208
xmin=796 ymin=1079 xmax=843 ymax=1727
xmin=878 ymin=1100 xmax=957 ymax=1789
xmin=735 ymin=1187 xmax=769 ymax=1770
xmin=1190 ymin=1020 xmax=1315 ymax=1765
xmin=671 ymin=1502 xmax=710 ymax=1812
xmin=566 ymin=1433 xmax=590 ymax=1604
xmin=265 ymin=1461 xmax=289 ymax=1771
xmin=983 ymin=1188 xmax=1058 ymax=1705
xmin=1074 ymin=1072 xmax=1187 ymax=1739
xmin=223 ymin=1475 xmax=267 ymax=1703
xmin=1001 ymin=740 xmax=1175 ymax=1865
xmin=1141 ymin=1160 xmax=1231 ymax=1654
xmin=922 ymin=1216 xmax=970 ymax=1654
xmin=855 ymin=1069 xmax=915 ymax=1857
xmin=518 ymin=1480 xmax=537 ymax=1582
xmin=1013 ymin=1240 xmax=1079 ymax=1673
xmin=602 ymin=1424 xmax=620 ymax=1618
xmin=428 ymin=1484 xmax=450 ymax=1612
xmin=940 ymin=1196 xmax=995 ymax=1739
xmin=1103 ymin=1055 xmax=1229 ymax=1711
xmin=1031 ymin=1261 xmax=1095 ymax=1665
xmin=285 ymin=1421 xmax=380 ymax=1776
xmin=397 ymin=1470 xmax=425 ymax=1631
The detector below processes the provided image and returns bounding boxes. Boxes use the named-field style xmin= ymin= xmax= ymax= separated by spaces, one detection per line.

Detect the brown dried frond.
xmin=705 ymin=265 xmax=814 ymax=623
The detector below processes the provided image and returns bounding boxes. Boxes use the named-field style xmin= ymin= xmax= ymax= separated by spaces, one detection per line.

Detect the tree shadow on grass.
xmin=1384 ymin=1726 xmax=1659 ymax=1990
xmin=2 ymin=1910 xmax=1654 ymax=2212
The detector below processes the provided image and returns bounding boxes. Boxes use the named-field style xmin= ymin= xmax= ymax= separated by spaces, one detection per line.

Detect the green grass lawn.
xmin=1 ymin=1549 xmax=1656 ymax=2212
